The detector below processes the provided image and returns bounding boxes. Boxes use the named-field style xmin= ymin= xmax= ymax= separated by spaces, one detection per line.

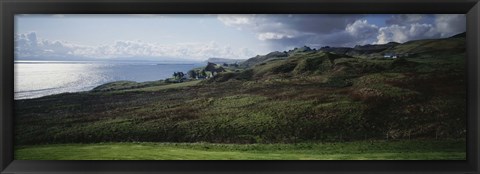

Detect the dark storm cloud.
xmin=218 ymin=14 xmax=467 ymax=50
xmin=218 ymin=14 xmax=367 ymax=50
xmin=434 ymin=14 xmax=466 ymax=37
xmin=256 ymin=14 xmax=364 ymax=34
xmin=256 ymin=15 xmax=378 ymax=49
xmin=385 ymin=14 xmax=432 ymax=25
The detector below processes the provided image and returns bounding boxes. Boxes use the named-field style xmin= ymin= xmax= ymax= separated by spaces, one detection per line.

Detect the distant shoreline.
xmin=14 ymin=61 xmax=201 ymax=100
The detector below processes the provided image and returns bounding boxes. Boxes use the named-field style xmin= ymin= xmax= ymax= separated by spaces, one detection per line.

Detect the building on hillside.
xmin=384 ymin=52 xmax=412 ymax=59
xmin=383 ymin=53 xmax=397 ymax=58
xmin=204 ymin=62 xmax=226 ymax=75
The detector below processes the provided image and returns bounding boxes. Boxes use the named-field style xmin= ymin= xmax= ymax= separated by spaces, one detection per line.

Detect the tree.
xmin=230 ymin=63 xmax=239 ymax=67
xmin=200 ymin=70 xmax=207 ymax=77
xmin=177 ymin=72 xmax=185 ymax=79
xmin=173 ymin=72 xmax=178 ymax=79
xmin=187 ymin=70 xmax=197 ymax=79
xmin=173 ymin=72 xmax=185 ymax=80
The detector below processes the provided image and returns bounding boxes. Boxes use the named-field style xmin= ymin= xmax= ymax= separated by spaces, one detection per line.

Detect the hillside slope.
xmin=380 ymin=37 xmax=465 ymax=55
xmin=15 ymin=35 xmax=466 ymax=145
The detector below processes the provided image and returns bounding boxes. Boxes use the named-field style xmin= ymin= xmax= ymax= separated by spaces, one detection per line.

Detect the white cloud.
xmin=346 ymin=20 xmax=379 ymax=43
xmin=258 ymin=32 xmax=295 ymax=41
xmin=375 ymin=21 xmax=459 ymax=44
xmin=217 ymin=14 xmax=253 ymax=27
xmin=15 ymin=32 xmax=258 ymax=60
xmin=375 ymin=14 xmax=465 ymax=44
xmin=376 ymin=24 xmax=432 ymax=44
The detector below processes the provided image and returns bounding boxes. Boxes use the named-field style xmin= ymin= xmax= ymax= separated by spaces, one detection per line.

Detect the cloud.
xmin=217 ymin=14 xmax=253 ymax=27
xmin=283 ymin=19 xmax=379 ymax=48
xmin=435 ymin=14 xmax=466 ymax=37
xmin=386 ymin=14 xmax=430 ymax=25
xmin=217 ymin=14 xmax=364 ymax=49
xmin=15 ymin=32 xmax=41 ymax=55
xmin=218 ymin=14 xmax=466 ymax=49
xmin=15 ymin=32 xmax=258 ymax=60
xmin=258 ymin=32 xmax=295 ymax=41
xmin=17 ymin=15 xmax=466 ymax=60
xmin=375 ymin=14 xmax=465 ymax=44
xmin=345 ymin=20 xmax=379 ymax=45
xmin=375 ymin=23 xmax=438 ymax=44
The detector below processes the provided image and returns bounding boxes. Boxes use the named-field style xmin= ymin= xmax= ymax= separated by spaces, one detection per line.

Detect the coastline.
xmin=14 ymin=61 xmax=202 ymax=100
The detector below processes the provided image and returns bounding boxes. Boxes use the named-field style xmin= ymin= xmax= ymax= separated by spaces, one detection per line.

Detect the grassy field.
xmin=15 ymin=140 xmax=466 ymax=160
xmin=123 ymin=80 xmax=201 ymax=92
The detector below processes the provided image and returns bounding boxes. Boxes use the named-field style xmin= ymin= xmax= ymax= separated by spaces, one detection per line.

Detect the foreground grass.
xmin=15 ymin=140 xmax=466 ymax=160
xmin=122 ymin=80 xmax=201 ymax=92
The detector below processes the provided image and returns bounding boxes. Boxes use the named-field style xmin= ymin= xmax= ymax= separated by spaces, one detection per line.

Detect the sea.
xmin=14 ymin=60 xmax=202 ymax=100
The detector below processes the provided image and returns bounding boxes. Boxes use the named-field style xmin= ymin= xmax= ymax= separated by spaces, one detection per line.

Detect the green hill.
xmin=15 ymin=35 xmax=466 ymax=146
xmin=379 ymin=33 xmax=466 ymax=56
xmin=240 ymin=51 xmax=289 ymax=68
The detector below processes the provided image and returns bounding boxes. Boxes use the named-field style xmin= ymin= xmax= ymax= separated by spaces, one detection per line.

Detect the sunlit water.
xmin=14 ymin=61 xmax=200 ymax=100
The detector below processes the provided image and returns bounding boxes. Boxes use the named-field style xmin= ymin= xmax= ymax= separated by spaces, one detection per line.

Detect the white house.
xmin=384 ymin=53 xmax=397 ymax=58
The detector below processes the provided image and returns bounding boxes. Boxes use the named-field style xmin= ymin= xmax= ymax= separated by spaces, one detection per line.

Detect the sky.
xmin=14 ymin=14 xmax=466 ymax=61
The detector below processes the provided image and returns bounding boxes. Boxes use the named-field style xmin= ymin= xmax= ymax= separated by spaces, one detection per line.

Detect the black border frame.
xmin=1 ymin=0 xmax=479 ymax=173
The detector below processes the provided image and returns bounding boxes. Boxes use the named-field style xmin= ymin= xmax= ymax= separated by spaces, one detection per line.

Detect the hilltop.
xmin=318 ymin=42 xmax=400 ymax=57
xmin=205 ymin=58 xmax=246 ymax=64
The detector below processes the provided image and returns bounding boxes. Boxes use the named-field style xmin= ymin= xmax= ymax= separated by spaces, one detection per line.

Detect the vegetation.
xmin=16 ymin=140 xmax=466 ymax=160
xmin=14 ymin=33 xmax=467 ymax=160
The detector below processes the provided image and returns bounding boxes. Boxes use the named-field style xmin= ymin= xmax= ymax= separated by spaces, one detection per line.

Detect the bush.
xmin=235 ymin=69 xmax=254 ymax=80
xmin=294 ymin=57 xmax=325 ymax=74
xmin=272 ymin=63 xmax=297 ymax=74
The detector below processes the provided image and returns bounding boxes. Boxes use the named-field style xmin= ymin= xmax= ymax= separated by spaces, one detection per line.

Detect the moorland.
xmin=15 ymin=32 xmax=467 ymax=160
